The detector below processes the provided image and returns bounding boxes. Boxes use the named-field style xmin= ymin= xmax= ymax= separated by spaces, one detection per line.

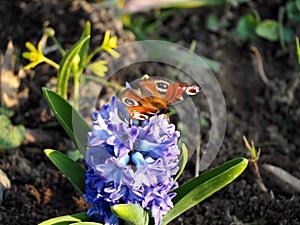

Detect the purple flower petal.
xmin=84 ymin=96 xmax=180 ymax=225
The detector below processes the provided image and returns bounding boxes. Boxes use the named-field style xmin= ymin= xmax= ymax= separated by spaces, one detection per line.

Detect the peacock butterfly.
xmin=117 ymin=76 xmax=200 ymax=121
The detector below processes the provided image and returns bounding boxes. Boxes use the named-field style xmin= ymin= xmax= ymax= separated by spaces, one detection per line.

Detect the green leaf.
xmin=206 ymin=13 xmax=219 ymax=32
xmin=71 ymin=222 xmax=102 ymax=225
xmin=38 ymin=212 xmax=89 ymax=225
xmin=42 ymin=88 xmax=91 ymax=155
xmin=296 ymin=0 xmax=300 ymax=11
xmin=161 ymin=158 xmax=248 ymax=225
xmin=0 ymin=106 xmax=14 ymax=117
xmin=111 ymin=204 xmax=149 ymax=225
xmin=286 ymin=2 xmax=300 ymax=23
xmin=236 ymin=14 xmax=258 ymax=40
xmin=57 ymin=36 xmax=90 ymax=98
xmin=205 ymin=13 xmax=229 ymax=32
xmin=78 ymin=21 xmax=91 ymax=71
xmin=0 ymin=115 xmax=25 ymax=149
xmin=255 ymin=19 xmax=279 ymax=41
xmin=67 ymin=149 xmax=84 ymax=162
xmin=174 ymin=143 xmax=188 ymax=181
xmin=44 ymin=149 xmax=86 ymax=194
xmin=197 ymin=56 xmax=221 ymax=73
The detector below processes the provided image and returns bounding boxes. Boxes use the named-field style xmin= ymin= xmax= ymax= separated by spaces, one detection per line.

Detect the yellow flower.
xmin=88 ymin=60 xmax=108 ymax=77
xmin=22 ymin=41 xmax=59 ymax=70
xmin=22 ymin=41 xmax=47 ymax=70
xmin=101 ymin=30 xmax=120 ymax=58
xmin=117 ymin=0 xmax=125 ymax=8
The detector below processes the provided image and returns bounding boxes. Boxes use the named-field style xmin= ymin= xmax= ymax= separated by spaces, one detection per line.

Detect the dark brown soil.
xmin=1 ymin=1 xmax=300 ymax=225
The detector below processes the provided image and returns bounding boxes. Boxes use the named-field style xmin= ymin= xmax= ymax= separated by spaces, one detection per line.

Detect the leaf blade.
xmin=111 ymin=204 xmax=149 ymax=225
xmin=71 ymin=222 xmax=103 ymax=225
xmin=174 ymin=143 xmax=188 ymax=181
xmin=236 ymin=14 xmax=258 ymax=40
xmin=44 ymin=149 xmax=86 ymax=194
xmin=0 ymin=115 xmax=25 ymax=149
xmin=42 ymin=87 xmax=91 ymax=155
xmin=161 ymin=158 xmax=248 ymax=225
xmin=255 ymin=19 xmax=279 ymax=41
xmin=78 ymin=21 xmax=91 ymax=70
xmin=57 ymin=36 xmax=90 ymax=98
xmin=38 ymin=212 xmax=89 ymax=225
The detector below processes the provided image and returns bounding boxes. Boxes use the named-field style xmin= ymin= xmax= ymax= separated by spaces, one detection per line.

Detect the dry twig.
xmin=250 ymin=46 xmax=269 ymax=85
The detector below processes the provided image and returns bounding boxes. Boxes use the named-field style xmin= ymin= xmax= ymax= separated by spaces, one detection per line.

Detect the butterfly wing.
xmin=118 ymin=88 xmax=161 ymax=120
xmin=136 ymin=77 xmax=200 ymax=104
xmin=117 ymin=76 xmax=200 ymax=120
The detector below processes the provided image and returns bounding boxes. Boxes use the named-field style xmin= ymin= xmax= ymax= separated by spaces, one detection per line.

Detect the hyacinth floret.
xmin=84 ymin=96 xmax=181 ymax=225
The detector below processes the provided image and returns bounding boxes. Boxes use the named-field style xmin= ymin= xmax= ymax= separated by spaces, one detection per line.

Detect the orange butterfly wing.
xmin=117 ymin=77 xmax=200 ymax=120
xmin=137 ymin=78 xmax=199 ymax=103
xmin=118 ymin=88 xmax=164 ymax=120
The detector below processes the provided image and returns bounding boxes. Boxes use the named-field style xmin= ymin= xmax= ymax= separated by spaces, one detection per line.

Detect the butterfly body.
xmin=128 ymin=96 xmax=170 ymax=120
xmin=117 ymin=76 xmax=200 ymax=121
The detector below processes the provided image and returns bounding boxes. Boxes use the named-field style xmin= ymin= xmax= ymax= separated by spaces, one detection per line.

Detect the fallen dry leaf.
xmin=0 ymin=40 xmax=20 ymax=108
xmin=0 ymin=168 xmax=11 ymax=189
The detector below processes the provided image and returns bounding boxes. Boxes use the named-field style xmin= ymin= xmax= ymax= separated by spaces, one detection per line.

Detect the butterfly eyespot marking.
xmin=155 ymin=80 xmax=169 ymax=93
xmin=186 ymin=85 xmax=200 ymax=95
xmin=123 ymin=98 xmax=139 ymax=106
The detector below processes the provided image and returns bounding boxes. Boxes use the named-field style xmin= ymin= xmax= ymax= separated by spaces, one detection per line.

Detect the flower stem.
xmin=278 ymin=6 xmax=287 ymax=53
xmin=44 ymin=57 xmax=60 ymax=70
xmin=86 ymin=46 xmax=104 ymax=63
xmin=50 ymin=36 xmax=65 ymax=56
xmin=296 ymin=37 xmax=300 ymax=66
xmin=72 ymin=59 xmax=83 ymax=110
xmin=73 ymin=76 xmax=79 ymax=110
